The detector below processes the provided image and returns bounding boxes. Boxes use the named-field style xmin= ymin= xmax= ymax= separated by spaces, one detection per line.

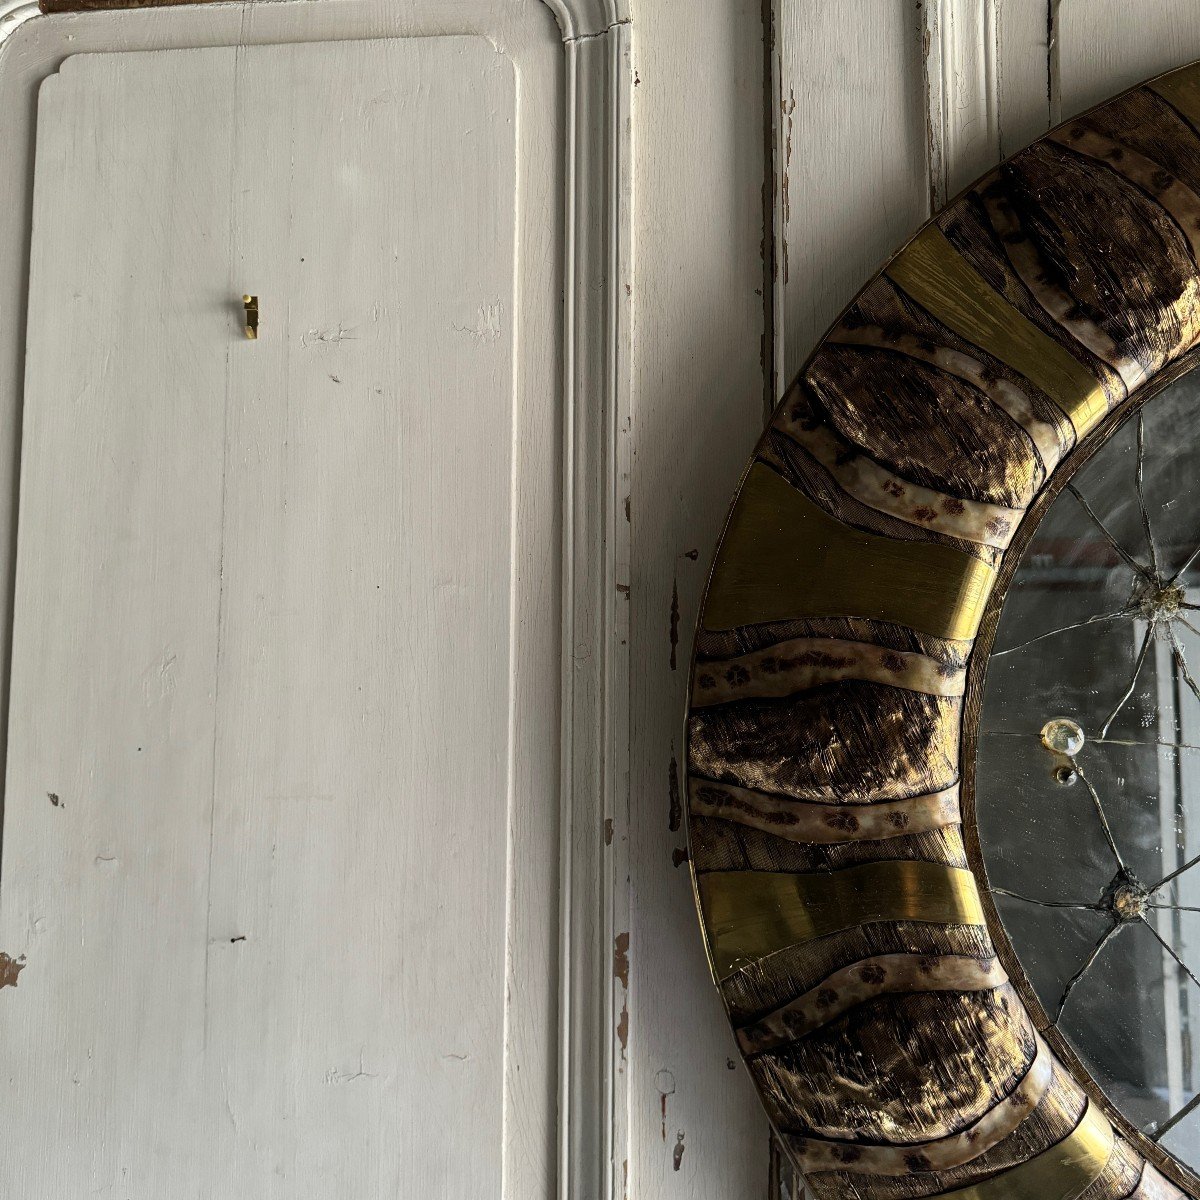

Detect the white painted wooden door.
xmin=0 ymin=31 xmax=558 ymax=1200
xmin=11 ymin=2 xmax=1188 ymax=1199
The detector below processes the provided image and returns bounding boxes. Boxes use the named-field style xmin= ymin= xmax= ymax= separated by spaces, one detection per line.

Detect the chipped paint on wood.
xmin=614 ymin=931 xmax=631 ymax=990
xmin=0 ymin=953 xmax=26 ymax=989
xmin=668 ymin=755 xmax=682 ymax=832
xmin=669 ymin=577 xmax=680 ymax=669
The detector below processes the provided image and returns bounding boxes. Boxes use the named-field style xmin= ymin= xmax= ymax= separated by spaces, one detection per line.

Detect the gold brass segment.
xmin=886 ymin=226 xmax=1108 ymax=439
xmin=935 ymin=1102 xmax=1115 ymax=1200
xmin=698 ymin=861 xmax=986 ymax=981
xmin=1150 ymin=68 xmax=1200 ymax=127
xmin=243 ymin=294 xmax=259 ymax=340
xmin=703 ymin=464 xmax=995 ymax=640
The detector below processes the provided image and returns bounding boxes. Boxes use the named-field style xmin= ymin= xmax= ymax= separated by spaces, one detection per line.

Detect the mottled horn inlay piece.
xmin=687 ymin=59 xmax=1200 ymax=1200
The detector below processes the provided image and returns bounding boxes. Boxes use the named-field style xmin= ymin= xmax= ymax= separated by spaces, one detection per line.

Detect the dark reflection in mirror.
xmin=980 ymin=369 xmax=1200 ymax=1165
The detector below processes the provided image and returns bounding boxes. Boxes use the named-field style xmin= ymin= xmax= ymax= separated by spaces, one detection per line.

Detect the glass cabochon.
xmin=979 ymin=369 xmax=1200 ymax=1166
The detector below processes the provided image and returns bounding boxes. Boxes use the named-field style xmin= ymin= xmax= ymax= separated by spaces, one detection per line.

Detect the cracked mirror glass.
xmin=979 ymin=369 xmax=1200 ymax=1166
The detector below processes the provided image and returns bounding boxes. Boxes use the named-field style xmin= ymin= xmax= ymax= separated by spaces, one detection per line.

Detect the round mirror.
xmin=981 ymin=367 xmax=1200 ymax=1166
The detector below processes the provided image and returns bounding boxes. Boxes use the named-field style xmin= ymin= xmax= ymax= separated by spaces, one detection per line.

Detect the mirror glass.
xmin=979 ymin=369 xmax=1200 ymax=1167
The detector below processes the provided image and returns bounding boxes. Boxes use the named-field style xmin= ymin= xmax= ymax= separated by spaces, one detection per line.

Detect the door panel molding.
xmin=556 ymin=6 xmax=634 ymax=1200
xmin=0 ymin=2 xmax=634 ymax=1197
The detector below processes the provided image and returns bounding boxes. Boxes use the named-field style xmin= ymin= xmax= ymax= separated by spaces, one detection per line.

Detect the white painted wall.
xmin=627 ymin=2 xmax=774 ymax=1197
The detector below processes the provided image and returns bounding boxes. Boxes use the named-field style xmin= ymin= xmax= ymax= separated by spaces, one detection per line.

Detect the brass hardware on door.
xmin=243 ymin=294 xmax=259 ymax=340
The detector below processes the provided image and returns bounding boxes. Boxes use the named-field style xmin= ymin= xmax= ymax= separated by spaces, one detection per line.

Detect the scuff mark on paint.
xmin=452 ymin=302 xmax=502 ymax=343
xmin=302 ymin=324 xmax=356 ymax=348
xmin=673 ymin=1131 xmax=686 ymax=1171
xmin=669 ymin=577 xmax=680 ymax=669
xmin=613 ymin=931 xmax=630 ymax=989
xmin=668 ymin=756 xmax=682 ymax=833
xmin=0 ymin=953 xmax=26 ymax=989
xmin=655 ymin=1069 xmax=675 ymax=1141
xmin=326 ymin=1051 xmax=378 ymax=1084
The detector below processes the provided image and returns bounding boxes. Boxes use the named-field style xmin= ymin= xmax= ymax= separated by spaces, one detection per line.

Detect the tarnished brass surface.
xmin=887 ymin=226 xmax=1109 ymax=439
xmin=936 ymin=1102 xmax=1115 ymax=1200
xmin=703 ymin=464 xmax=996 ymax=640
xmin=698 ymin=860 xmax=986 ymax=980
xmin=1151 ymin=68 xmax=1200 ymax=125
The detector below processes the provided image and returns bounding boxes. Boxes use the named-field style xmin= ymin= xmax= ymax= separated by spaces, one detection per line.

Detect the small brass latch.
xmin=243 ymin=294 xmax=259 ymax=340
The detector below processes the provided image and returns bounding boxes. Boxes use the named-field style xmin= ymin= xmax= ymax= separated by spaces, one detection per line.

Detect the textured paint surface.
xmin=0 ymin=33 xmax=551 ymax=1199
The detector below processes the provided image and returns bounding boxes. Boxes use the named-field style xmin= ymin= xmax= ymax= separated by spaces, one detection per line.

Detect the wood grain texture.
xmin=0 ymin=1 xmax=771 ymax=1198
xmin=0 ymin=25 xmax=561 ymax=1200
xmin=39 ymin=0 xmax=214 ymax=10
xmin=688 ymin=53 xmax=1200 ymax=1200
xmin=629 ymin=1 xmax=778 ymax=1196
xmin=775 ymin=0 xmax=928 ymax=387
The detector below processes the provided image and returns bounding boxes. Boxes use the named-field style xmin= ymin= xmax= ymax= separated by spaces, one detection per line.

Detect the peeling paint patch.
xmin=684 ymin=548 xmax=698 ymax=561
xmin=672 ymin=846 xmax=689 ymax=869
xmin=617 ymin=999 xmax=628 ymax=1057
xmin=669 ymin=577 xmax=680 ymax=670
xmin=613 ymin=931 xmax=630 ymax=989
xmin=0 ymin=953 xmax=26 ymax=989
xmin=47 ymin=792 xmax=61 ymax=807
xmin=452 ymin=301 xmax=502 ymax=343
xmin=782 ymin=87 xmax=795 ymax=286
xmin=604 ymin=817 xmax=614 ymax=846
xmin=302 ymin=324 xmax=356 ymax=347
xmin=655 ymin=1068 xmax=675 ymax=1141
xmin=325 ymin=1052 xmax=378 ymax=1084
xmin=668 ymin=756 xmax=682 ymax=833
xmin=673 ymin=1131 xmax=686 ymax=1171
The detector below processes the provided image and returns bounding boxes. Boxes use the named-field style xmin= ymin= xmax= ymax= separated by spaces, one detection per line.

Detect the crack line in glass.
xmin=1137 ymin=413 xmax=1161 ymax=576
xmin=1054 ymin=921 xmax=1126 ymax=1023
xmin=984 ymin=414 xmax=1200 ymax=1147
xmin=993 ymin=886 xmax=1101 ymax=911
xmin=1068 ymin=483 xmax=1154 ymax=578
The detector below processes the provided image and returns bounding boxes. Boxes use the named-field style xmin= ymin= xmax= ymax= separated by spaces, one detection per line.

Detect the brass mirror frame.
xmin=686 ymin=61 xmax=1200 ymax=1200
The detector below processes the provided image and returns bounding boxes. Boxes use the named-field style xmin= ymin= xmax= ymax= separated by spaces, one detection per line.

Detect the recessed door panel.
xmin=0 ymin=36 xmax=522 ymax=1198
